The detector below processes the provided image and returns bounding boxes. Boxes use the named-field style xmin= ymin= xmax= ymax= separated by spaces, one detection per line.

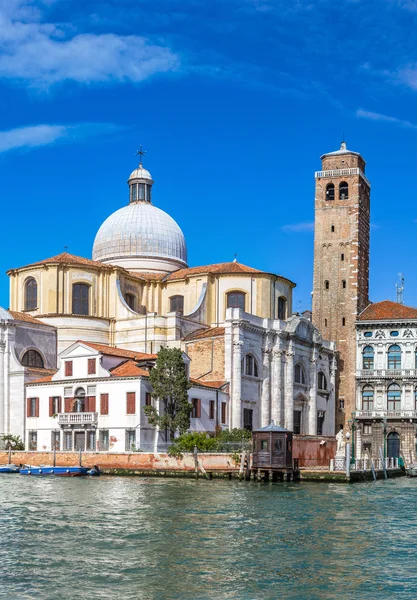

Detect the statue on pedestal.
xmin=336 ymin=429 xmax=346 ymax=457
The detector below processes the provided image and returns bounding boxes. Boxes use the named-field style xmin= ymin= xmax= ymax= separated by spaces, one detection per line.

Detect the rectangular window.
xmin=243 ymin=408 xmax=253 ymax=431
xmin=65 ymin=361 xmax=73 ymax=377
xmin=88 ymin=358 xmax=96 ymax=375
xmin=191 ymin=398 xmax=201 ymax=418
xmin=100 ymin=393 xmax=109 ymax=415
xmin=363 ymin=423 xmax=372 ymax=435
xmin=221 ymin=402 xmax=227 ymax=424
xmin=261 ymin=440 xmax=268 ymax=450
xmin=64 ymin=386 xmax=72 ymax=397
xmin=339 ymin=399 xmax=345 ymax=410
xmin=51 ymin=431 xmax=60 ymax=451
xmin=99 ymin=430 xmax=109 ymax=451
xmin=317 ymin=411 xmax=325 ymax=436
xmin=49 ymin=396 xmax=61 ymax=417
xmin=87 ymin=385 xmax=96 ymax=396
xmin=63 ymin=431 xmax=73 ymax=451
xmin=86 ymin=430 xmax=96 ymax=451
xmin=28 ymin=431 xmax=37 ymax=451
xmin=293 ymin=410 xmax=302 ymax=434
xmin=27 ymin=397 xmax=39 ymax=418
xmin=209 ymin=400 xmax=215 ymax=420
xmin=125 ymin=429 xmax=136 ymax=451
xmin=126 ymin=392 xmax=136 ymax=414
xmin=74 ymin=431 xmax=85 ymax=451
xmin=145 ymin=392 xmax=152 ymax=406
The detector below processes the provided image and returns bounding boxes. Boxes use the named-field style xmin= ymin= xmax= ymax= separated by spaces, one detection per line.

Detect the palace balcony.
xmin=57 ymin=412 xmax=98 ymax=427
xmin=357 ymin=369 xmax=417 ymax=379
xmin=355 ymin=409 xmax=417 ymax=420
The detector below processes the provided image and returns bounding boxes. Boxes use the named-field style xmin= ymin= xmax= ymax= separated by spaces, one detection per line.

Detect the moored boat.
xmin=406 ymin=463 xmax=417 ymax=477
xmin=0 ymin=464 xmax=20 ymax=474
xmin=19 ymin=465 xmax=89 ymax=476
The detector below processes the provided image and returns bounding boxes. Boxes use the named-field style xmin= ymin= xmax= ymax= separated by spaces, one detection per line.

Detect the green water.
xmin=1 ymin=476 xmax=417 ymax=599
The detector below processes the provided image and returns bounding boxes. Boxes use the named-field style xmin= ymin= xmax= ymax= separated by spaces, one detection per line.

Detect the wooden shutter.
xmin=65 ymin=361 xmax=73 ymax=376
xmin=126 ymin=392 xmax=136 ymax=414
xmin=88 ymin=358 xmax=96 ymax=375
xmin=210 ymin=400 xmax=215 ymax=420
xmin=27 ymin=398 xmax=31 ymax=418
xmin=221 ymin=402 xmax=226 ymax=424
xmin=100 ymin=394 xmax=109 ymax=415
xmin=35 ymin=398 xmax=40 ymax=418
xmin=197 ymin=399 xmax=201 ymax=419
xmin=65 ymin=398 xmax=73 ymax=413
xmin=86 ymin=396 xmax=96 ymax=412
xmin=58 ymin=397 xmax=62 ymax=414
xmin=49 ymin=397 xmax=54 ymax=417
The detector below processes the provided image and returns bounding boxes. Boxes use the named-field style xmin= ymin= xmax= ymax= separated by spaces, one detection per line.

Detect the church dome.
xmin=92 ymin=157 xmax=187 ymax=273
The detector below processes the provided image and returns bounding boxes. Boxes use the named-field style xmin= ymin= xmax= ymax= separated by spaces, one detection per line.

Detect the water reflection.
xmin=1 ymin=477 xmax=417 ymax=599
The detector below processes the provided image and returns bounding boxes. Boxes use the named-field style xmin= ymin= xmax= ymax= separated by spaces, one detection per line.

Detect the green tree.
xmin=2 ymin=434 xmax=25 ymax=450
xmin=144 ymin=346 xmax=192 ymax=442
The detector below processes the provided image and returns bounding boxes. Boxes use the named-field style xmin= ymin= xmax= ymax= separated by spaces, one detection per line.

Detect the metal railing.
xmin=58 ymin=412 xmax=98 ymax=426
xmin=333 ymin=457 xmax=400 ymax=471
xmin=315 ymin=167 xmax=370 ymax=188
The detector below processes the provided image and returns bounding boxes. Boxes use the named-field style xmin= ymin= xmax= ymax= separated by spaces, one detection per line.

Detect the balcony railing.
xmin=314 ymin=167 xmax=371 ymax=188
xmin=357 ymin=369 xmax=417 ymax=379
xmin=58 ymin=412 xmax=98 ymax=426
xmin=355 ymin=409 xmax=417 ymax=419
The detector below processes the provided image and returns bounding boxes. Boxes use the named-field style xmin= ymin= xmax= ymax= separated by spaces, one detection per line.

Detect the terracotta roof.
xmin=164 ymin=261 xmax=264 ymax=281
xmin=29 ymin=374 xmax=54 ymax=383
xmin=190 ymin=379 xmax=227 ymax=389
xmin=358 ymin=300 xmax=417 ymax=321
xmin=110 ymin=360 xmax=149 ymax=378
xmin=128 ymin=271 xmax=167 ymax=282
xmin=183 ymin=327 xmax=225 ymax=341
xmin=8 ymin=311 xmax=54 ymax=326
xmin=11 ymin=252 xmax=108 ymax=271
xmin=79 ymin=341 xmax=157 ymax=361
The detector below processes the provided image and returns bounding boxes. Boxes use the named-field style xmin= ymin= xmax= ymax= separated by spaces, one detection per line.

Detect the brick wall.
xmin=184 ymin=335 xmax=225 ymax=382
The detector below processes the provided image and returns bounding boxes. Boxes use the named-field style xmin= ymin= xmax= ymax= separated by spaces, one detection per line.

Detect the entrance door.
xmin=387 ymin=432 xmax=400 ymax=459
xmin=74 ymin=431 xmax=85 ymax=451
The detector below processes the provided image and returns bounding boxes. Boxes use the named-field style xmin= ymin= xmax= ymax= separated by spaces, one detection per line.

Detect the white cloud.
xmin=0 ymin=1 xmax=180 ymax=89
xmin=0 ymin=122 xmax=123 ymax=153
xmin=282 ymin=222 xmax=314 ymax=232
xmin=356 ymin=108 xmax=417 ymax=129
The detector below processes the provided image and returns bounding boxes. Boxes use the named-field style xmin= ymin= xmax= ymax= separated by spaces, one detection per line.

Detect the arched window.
xmin=362 ymin=385 xmax=374 ymax=410
xmin=72 ymin=283 xmax=90 ymax=316
xmin=74 ymin=387 xmax=86 ymax=413
xmin=294 ymin=364 xmax=306 ymax=384
xmin=387 ymin=345 xmax=401 ymax=369
xmin=362 ymin=346 xmax=374 ymax=370
xmin=325 ymin=280 xmax=329 ymax=290
xmin=21 ymin=349 xmax=44 ymax=368
xmin=326 ymin=183 xmax=335 ymax=200
xmin=339 ymin=181 xmax=349 ymax=200
xmin=24 ymin=278 xmax=37 ymax=311
xmin=277 ymin=297 xmax=287 ymax=320
xmin=387 ymin=383 xmax=401 ymax=411
xmin=241 ymin=355 xmax=259 ymax=377
xmin=318 ymin=372 xmax=327 ymax=391
xmin=124 ymin=293 xmax=136 ymax=311
xmin=170 ymin=295 xmax=184 ymax=315
xmin=227 ymin=291 xmax=245 ymax=311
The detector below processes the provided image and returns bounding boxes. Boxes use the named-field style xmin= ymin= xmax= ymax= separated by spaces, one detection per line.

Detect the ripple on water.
xmin=2 ymin=477 xmax=417 ymax=599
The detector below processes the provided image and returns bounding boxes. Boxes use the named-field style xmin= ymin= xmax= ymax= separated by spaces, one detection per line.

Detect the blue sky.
xmin=1 ymin=0 xmax=417 ymax=311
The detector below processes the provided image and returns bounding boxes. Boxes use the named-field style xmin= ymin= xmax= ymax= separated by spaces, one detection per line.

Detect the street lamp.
xmin=350 ymin=412 xmax=356 ymax=464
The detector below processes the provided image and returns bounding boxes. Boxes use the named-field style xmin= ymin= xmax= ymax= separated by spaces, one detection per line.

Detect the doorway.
xmin=387 ymin=431 xmax=400 ymax=459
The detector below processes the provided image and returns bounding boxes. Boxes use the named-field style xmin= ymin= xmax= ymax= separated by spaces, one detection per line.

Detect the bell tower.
xmin=312 ymin=142 xmax=370 ymax=428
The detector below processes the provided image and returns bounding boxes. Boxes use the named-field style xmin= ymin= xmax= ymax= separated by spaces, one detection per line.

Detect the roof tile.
xmin=183 ymin=327 xmax=225 ymax=341
xmin=12 ymin=252 xmax=108 ymax=271
xmin=109 ymin=360 xmax=149 ymax=377
xmin=79 ymin=341 xmax=157 ymax=361
xmin=8 ymin=311 xmax=55 ymax=326
xmin=358 ymin=300 xmax=417 ymax=321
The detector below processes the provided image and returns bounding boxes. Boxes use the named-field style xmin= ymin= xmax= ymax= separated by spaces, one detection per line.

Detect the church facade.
xmin=1 ymin=154 xmax=337 ymax=449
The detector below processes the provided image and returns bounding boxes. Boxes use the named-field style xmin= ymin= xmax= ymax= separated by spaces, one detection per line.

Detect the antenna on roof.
xmin=396 ymin=273 xmax=404 ymax=304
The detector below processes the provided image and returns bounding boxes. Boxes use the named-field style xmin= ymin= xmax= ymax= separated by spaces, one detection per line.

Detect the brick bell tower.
xmin=312 ymin=142 xmax=370 ymax=429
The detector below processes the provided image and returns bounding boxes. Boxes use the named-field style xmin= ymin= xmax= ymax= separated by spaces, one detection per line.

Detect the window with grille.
xmin=99 ymin=430 xmax=109 ymax=451
xmin=72 ymin=283 xmax=90 ymax=316
xmin=125 ymin=429 xmax=136 ymax=451
xmin=21 ymin=350 xmax=44 ymax=368
xmin=28 ymin=431 xmax=37 ymax=451
xmin=51 ymin=431 xmax=60 ymax=451
xmin=86 ymin=430 xmax=96 ymax=451
xmin=63 ymin=431 xmax=73 ymax=451
xmin=24 ymin=278 xmax=37 ymax=311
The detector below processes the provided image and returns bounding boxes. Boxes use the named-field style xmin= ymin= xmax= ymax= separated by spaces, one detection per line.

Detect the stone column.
xmin=308 ymin=352 xmax=318 ymax=435
xmin=261 ymin=349 xmax=271 ymax=427
xmin=232 ymin=340 xmax=243 ymax=429
xmin=0 ymin=334 xmax=5 ymax=444
xmin=284 ymin=342 xmax=295 ymax=431
xmin=271 ymin=349 xmax=284 ymax=427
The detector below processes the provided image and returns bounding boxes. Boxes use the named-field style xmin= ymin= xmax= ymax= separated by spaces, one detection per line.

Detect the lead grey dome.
xmin=92 ymin=202 xmax=187 ymax=266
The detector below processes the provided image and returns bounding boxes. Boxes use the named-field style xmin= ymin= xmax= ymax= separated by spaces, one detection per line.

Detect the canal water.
xmin=1 ymin=476 xmax=417 ymax=600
